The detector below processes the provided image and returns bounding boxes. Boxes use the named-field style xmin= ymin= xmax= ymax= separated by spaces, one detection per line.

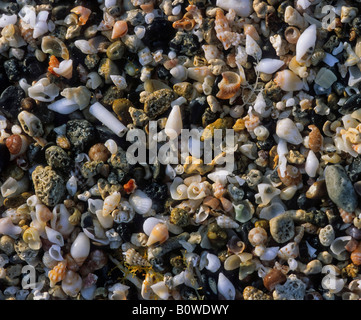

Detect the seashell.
xmin=276 ymin=118 xmax=303 ymax=145
xmin=216 ymin=71 xmax=241 ymax=100
xmin=33 ymin=11 xmax=49 ymax=39
xmin=83 ymin=227 xmax=110 ymax=246
xmin=45 ymin=226 xmax=64 ymax=247
xmin=227 ymin=235 xmax=245 ymax=254
xmin=151 ymin=281 xmax=170 ymax=300
xmin=87 ymin=72 xmax=103 ymax=90
xmin=204 ymin=253 xmax=221 ymax=272
xmin=112 ymin=200 xmax=135 ymax=224
xmin=47 ymin=98 xmax=79 ymax=115
xmin=193 ymin=206 xmax=209 ymax=224
xmin=61 ymin=270 xmax=83 ymax=297
xmin=111 ymin=20 xmax=128 ymax=39
xmin=74 ymin=39 xmax=97 ymax=55
xmin=217 ymin=272 xmax=235 ymax=300
xmin=48 ymin=260 xmax=67 ymax=287
xmin=274 ymin=69 xmax=304 ymax=92
xmin=248 ymin=227 xmax=268 ymax=247
xmin=234 ymin=199 xmax=254 ymax=223
xmin=0 ymin=217 xmax=22 ymax=236
xmin=96 ymin=209 xmax=114 ymax=229
xmin=278 ymin=242 xmax=299 ymax=260
xmin=260 ymin=246 xmax=279 ymax=261
xmin=165 ymin=105 xmax=182 ymax=140
xmin=304 ymin=150 xmax=319 ymax=178
xmin=277 ymin=165 xmax=302 ymax=187
xmin=146 ymin=223 xmax=169 ymax=246
xmin=187 ymin=181 xmax=211 ymax=200
xmin=52 ymin=59 xmax=73 ymax=80
xmin=284 ymin=5 xmax=307 ymax=29
xmin=104 ymin=139 xmax=117 ymax=155
xmin=70 ymin=232 xmax=90 ymax=266
xmin=70 ymin=6 xmax=91 ymax=25
xmin=23 ymin=227 xmax=42 ymax=250
xmin=284 ymin=26 xmax=300 ymax=44
xmin=102 ymin=191 xmax=121 ymax=216
xmin=124 ymin=248 xmax=150 ymax=267
xmin=28 ymin=78 xmax=60 ymax=103
xmin=129 ymin=189 xmax=152 ymax=215
xmin=330 ymin=236 xmax=351 ymax=256
xmin=170 ymin=177 xmax=188 ymax=200
xmin=224 ymin=254 xmax=241 ymax=271
xmin=41 ymin=36 xmax=69 ymax=60
xmin=34 ymin=204 xmax=52 ymax=224
xmin=308 ymin=125 xmax=323 ymax=153
xmin=61 ymin=86 xmax=91 ymax=111
xmin=289 ymin=56 xmax=308 ymax=78
xmin=257 ymin=183 xmax=281 ymax=205
xmin=49 ymin=244 xmax=64 ymax=261
xmin=108 ymin=283 xmax=130 ymax=300
xmin=246 ymin=34 xmax=262 ymax=61
xmin=214 ymin=9 xmax=241 ymax=50
xmin=216 ymin=215 xmax=239 ymax=229
xmin=51 ymin=204 xmax=75 ymax=237
xmin=255 ymin=59 xmax=285 ymax=74
xmin=296 ymin=24 xmax=317 ymax=64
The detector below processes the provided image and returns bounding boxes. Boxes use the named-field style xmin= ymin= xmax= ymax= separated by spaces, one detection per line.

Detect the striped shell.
xmin=48 ymin=260 xmax=67 ymax=287
xmin=308 ymin=125 xmax=323 ymax=153
xmin=248 ymin=227 xmax=267 ymax=247
xmin=216 ymin=215 xmax=239 ymax=229
xmin=124 ymin=248 xmax=150 ymax=267
xmin=102 ymin=191 xmax=121 ymax=216
xmin=214 ymin=9 xmax=241 ymax=50
xmin=216 ymin=71 xmax=241 ymax=100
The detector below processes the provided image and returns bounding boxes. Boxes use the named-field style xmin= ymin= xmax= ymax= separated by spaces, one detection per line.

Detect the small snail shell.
xmin=70 ymin=232 xmax=90 ymax=266
xmin=351 ymin=243 xmax=361 ymax=265
xmin=23 ymin=227 xmax=42 ymax=250
xmin=48 ymin=260 xmax=67 ymax=287
xmin=102 ymin=191 xmax=121 ymax=216
xmin=124 ymin=248 xmax=150 ymax=266
xmin=217 ymin=272 xmax=235 ymax=300
xmin=248 ymin=227 xmax=268 ymax=247
xmin=216 ymin=71 xmax=241 ymax=100
xmin=111 ymin=20 xmax=128 ymax=39
xmin=146 ymin=223 xmax=169 ymax=246
xmin=35 ymin=204 xmax=52 ymax=223
xmin=61 ymin=270 xmax=83 ymax=297
xmin=45 ymin=226 xmax=64 ymax=247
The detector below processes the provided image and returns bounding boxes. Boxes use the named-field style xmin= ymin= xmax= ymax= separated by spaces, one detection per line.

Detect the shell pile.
xmin=2 ymin=0 xmax=361 ymax=301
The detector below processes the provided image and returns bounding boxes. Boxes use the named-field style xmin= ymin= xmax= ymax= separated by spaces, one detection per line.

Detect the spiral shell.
xmin=216 ymin=71 xmax=242 ymax=100
xmin=23 ymin=226 xmax=42 ymax=250
xmin=274 ymin=69 xmax=304 ymax=92
xmin=284 ymin=26 xmax=300 ymax=44
xmin=308 ymin=125 xmax=323 ymax=153
xmin=124 ymin=248 xmax=150 ymax=266
xmin=248 ymin=227 xmax=267 ymax=247
xmin=214 ymin=9 xmax=241 ymax=50
xmin=277 ymin=165 xmax=302 ymax=187
xmin=48 ymin=260 xmax=67 ymax=287
xmin=187 ymin=181 xmax=211 ymax=200
xmin=102 ymin=191 xmax=121 ymax=216
xmin=172 ymin=12 xmax=196 ymax=31
xmin=52 ymin=59 xmax=73 ymax=80
xmin=41 ymin=36 xmax=69 ymax=60
xmin=216 ymin=215 xmax=239 ymax=229
xmin=146 ymin=223 xmax=169 ymax=246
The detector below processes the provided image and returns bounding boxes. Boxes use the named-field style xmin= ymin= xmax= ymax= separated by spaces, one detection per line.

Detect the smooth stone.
xmin=324 ymin=164 xmax=358 ymax=212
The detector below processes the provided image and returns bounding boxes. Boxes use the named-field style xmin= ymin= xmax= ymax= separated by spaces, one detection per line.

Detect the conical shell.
xmin=48 ymin=260 xmax=67 ymax=287
xmin=70 ymin=232 xmax=90 ymax=266
xmin=296 ymin=24 xmax=317 ymax=63
xmin=146 ymin=223 xmax=169 ymax=246
xmin=124 ymin=248 xmax=150 ymax=266
xmin=102 ymin=191 xmax=121 ymax=216
xmin=216 ymin=215 xmax=239 ymax=229
xmin=165 ymin=105 xmax=182 ymax=140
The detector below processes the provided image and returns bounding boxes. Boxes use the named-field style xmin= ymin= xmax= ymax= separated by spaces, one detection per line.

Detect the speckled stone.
xmin=324 ymin=164 xmax=358 ymax=212
xmin=45 ymin=145 xmax=71 ymax=170
xmin=143 ymin=89 xmax=176 ymax=119
xmin=269 ymin=213 xmax=295 ymax=244
xmin=273 ymin=274 xmax=306 ymax=300
xmin=66 ymin=119 xmax=96 ymax=153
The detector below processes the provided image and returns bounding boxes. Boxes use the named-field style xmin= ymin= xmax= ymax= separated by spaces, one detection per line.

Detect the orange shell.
xmin=111 ymin=20 xmax=128 ymax=39
xmin=212 ymin=182 xmax=226 ymax=199
xmin=48 ymin=260 xmax=67 ymax=286
xmin=123 ymin=179 xmax=137 ymax=194
xmin=146 ymin=223 xmax=169 ymax=246
xmin=6 ymin=134 xmax=22 ymax=154
xmin=172 ymin=13 xmax=196 ymax=32
xmin=308 ymin=125 xmax=323 ymax=153
xmin=277 ymin=165 xmax=302 ymax=187
xmin=203 ymin=196 xmax=220 ymax=210
xmin=216 ymin=71 xmax=241 ymax=100
xmin=70 ymin=6 xmax=91 ymax=25
xmin=48 ymin=55 xmax=60 ymax=76
xmin=351 ymin=244 xmax=361 ymax=265
xmin=220 ymin=196 xmax=233 ymax=212
xmin=263 ymin=269 xmax=287 ymax=291
xmin=339 ymin=208 xmax=356 ymax=223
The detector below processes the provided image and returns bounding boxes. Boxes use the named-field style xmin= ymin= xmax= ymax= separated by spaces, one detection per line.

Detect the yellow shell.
xmin=146 ymin=223 xmax=169 ymax=246
xmin=102 ymin=191 xmax=121 ymax=216
xmin=216 ymin=71 xmax=241 ymax=100
xmin=48 ymin=260 xmax=67 ymax=287
xmin=23 ymin=227 xmax=42 ymax=250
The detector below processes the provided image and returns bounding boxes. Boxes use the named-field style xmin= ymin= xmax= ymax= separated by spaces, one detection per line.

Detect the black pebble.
xmin=4 ymin=59 xmax=23 ymax=82
xmin=143 ymin=18 xmax=176 ymax=53
xmin=0 ymin=85 xmax=25 ymax=120
xmin=0 ymin=143 xmax=10 ymax=173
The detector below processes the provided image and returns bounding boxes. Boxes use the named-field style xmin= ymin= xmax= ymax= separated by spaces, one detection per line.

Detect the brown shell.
xmin=308 ymin=125 xmax=323 ymax=153
xmin=263 ymin=268 xmax=287 ymax=291
xmin=6 ymin=134 xmax=22 ymax=155
xmin=277 ymin=165 xmax=302 ymax=187
xmin=339 ymin=208 xmax=356 ymax=223
xmin=351 ymin=244 xmax=361 ymax=265
xmin=172 ymin=13 xmax=196 ymax=31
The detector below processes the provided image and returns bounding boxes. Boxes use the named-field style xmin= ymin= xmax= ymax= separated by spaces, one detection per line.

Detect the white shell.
xmin=87 ymin=72 xmax=103 ymax=90
xmin=52 ymin=59 xmax=73 ymax=79
xmin=207 ymin=170 xmax=229 ymax=185
xmin=45 ymin=226 xmax=64 ymax=247
xmin=278 ymin=242 xmax=299 ymax=260
xmin=216 ymin=215 xmax=239 ymax=229
xmin=204 ymin=253 xmax=221 ymax=272
xmin=112 ymin=200 xmax=135 ymax=224
xmin=187 ymin=182 xmax=210 ymax=200
xmin=74 ymin=40 xmax=97 ymax=54
xmin=110 ymin=75 xmax=127 ymax=90
xmin=216 ymin=0 xmax=253 ymax=17
xmin=47 ymin=98 xmax=79 ymax=115
xmin=255 ymin=58 xmax=285 ymax=74
xmin=296 ymin=24 xmax=317 ymax=63
xmin=330 ymin=236 xmax=351 ymax=256
xmin=165 ymin=105 xmax=182 ymax=140
xmin=129 ymin=189 xmax=152 ymax=215
xmin=48 ymin=244 xmax=63 ymax=261
xmin=50 ymin=204 xmax=75 ymax=237
xmin=276 ymin=118 xmax=303 ymax=145
xmin=257 ymin=183 xmax=281 ymax=205
xmin=260 ymin=246 xmax=279 ymax=261
xmin=170 ymin=65 xmax=188 ymax=81
xmin=305 ymin=150 xmax=319 ymax=177
xmin=0 ymin=217 xmax=22 ymax=236
xmin=66 ymin=176 xmax=77 ymax=196
xmin=70 ymin=232 xmax=90 ymax=266
xmin=245 ymin=34 xmax=262 ymax=61
xmin=143 ymin=217 xmax=162 ymax=236
xmin=150 ymin=281 xmax=170 ymax=300
xmin=28 ymin=78 xmax=60 ymax=102
xmin=87 ymin=198 xmax=104 ymax=214
xmin=193 ymin=206 xmax=209 ymax=224
xmin=108 ymin=283 xmax=130 ymax=300
xmin=96 ymin=209 xmax=114 ymax=229
xmin=61 ymin=270 xmax=83 ymax=297
xmin=0 ymin=14 xmax=18 ymax=28
xmin=104 ymin=139 xmax=118 ymax=155
xmin=170 ymin=177 xmax=188 ymax=200
xmin=217 ymin=272 xmax=235 ymax=300
xmin=33 ymin=11 xmax=49 ymax=38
